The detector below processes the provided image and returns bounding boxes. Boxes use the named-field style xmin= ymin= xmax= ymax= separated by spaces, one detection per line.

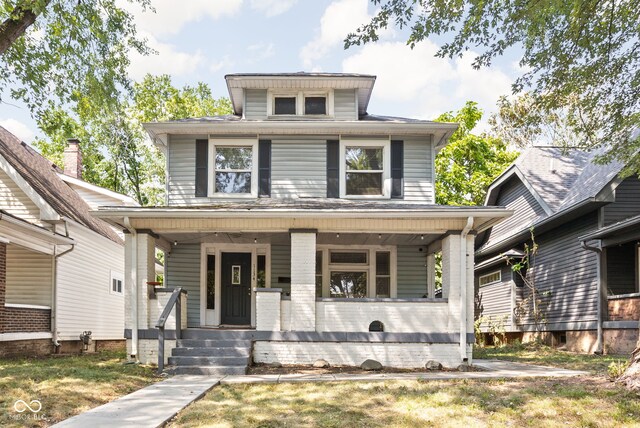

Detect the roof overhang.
xmin=58 ymin=173 xmax=138 ymax=206
xmin=474 ymin=249 xmax=523 ymax=271
xmin=224 ymin=73 xmax=376 ymax=116
xmin=0 ymin=211 xmax=74 ymax=254
xmin=144 ymin=120 xmax=459 ymax=152
xmin=579 ymin=214 xmax=640 ymax=247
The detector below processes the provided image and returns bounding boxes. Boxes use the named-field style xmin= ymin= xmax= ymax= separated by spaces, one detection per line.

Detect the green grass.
xmin=474 ymin=342 xmax=629 ymax=375
xmin=169 ymin=344 xmax=640 ymax=427
xmin=0 ymin=351 xmax=157 ymax=427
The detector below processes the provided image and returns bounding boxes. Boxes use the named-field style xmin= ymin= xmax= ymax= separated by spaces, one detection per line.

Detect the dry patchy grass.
xmin=168 ymin=377 xmax=640 ymax=427
xmin=0 ymin=351 xmax=157 ymax=427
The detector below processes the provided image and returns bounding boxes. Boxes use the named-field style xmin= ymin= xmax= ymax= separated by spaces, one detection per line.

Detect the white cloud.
xmin=342 ymin=41 xmax=513 ymax=124
xmin=246 ymin=42 xmax=276 ymax=63
xmin=125 ymin=0 xmax=243 ymax=38
xmin=210 ymin=56 xmax=236 ymax=73
xmin=300 ymin=0 xmax=372 ymax=69
xmin=0 ymin=118 xmax=36 ymax=143
xmin=129 ymin=33 xmax=205 ymax=80
xmin=250 ymin=0 xmax=297 ymax=17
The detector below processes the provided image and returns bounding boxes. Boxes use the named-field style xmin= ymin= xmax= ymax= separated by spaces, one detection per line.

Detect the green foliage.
xmin=1 ymin=0 xmax=151 ymax=121
xmin=345 ymin=0 xmax=640 ymax=175
xmin=33 ymin=74 xmax=233 ymax=205
xmin=608 ymin=360 xmax=630 ymax=380
xmin=434 ymin=101 xmax=518 ymax=206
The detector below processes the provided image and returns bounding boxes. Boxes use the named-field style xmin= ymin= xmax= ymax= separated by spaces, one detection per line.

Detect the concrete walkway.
xmin=53 ymin=375 xmax=221 ymax=428
xmin=52 ymin=359 xmax=586 ymax=428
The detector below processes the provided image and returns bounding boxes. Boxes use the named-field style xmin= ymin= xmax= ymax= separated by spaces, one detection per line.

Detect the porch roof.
xmin=0 ymin=210 xmax=75 ymax=254
xmin=579 ymin=213 xmax=640 ymax=247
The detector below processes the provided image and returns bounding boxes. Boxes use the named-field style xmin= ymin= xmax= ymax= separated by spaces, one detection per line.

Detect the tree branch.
xmin=0 ymin=1 xmax=50 ymax=56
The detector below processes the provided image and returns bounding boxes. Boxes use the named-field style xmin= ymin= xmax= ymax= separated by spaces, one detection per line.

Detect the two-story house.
xmin=475 ymin=146 xmax=640 ymax=355
xmin=95 ymin=73 xmax=511 ymax=374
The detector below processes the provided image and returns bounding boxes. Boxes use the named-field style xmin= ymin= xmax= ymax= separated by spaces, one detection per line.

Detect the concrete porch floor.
xmin=52 ymin=359 xmax=587 ymax=428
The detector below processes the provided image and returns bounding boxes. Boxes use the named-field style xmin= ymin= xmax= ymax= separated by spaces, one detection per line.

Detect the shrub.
xmin=607 ymin=360 xmax=629 ymax=380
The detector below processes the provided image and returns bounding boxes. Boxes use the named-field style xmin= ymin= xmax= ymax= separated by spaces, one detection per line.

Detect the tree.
xmin=435 ymin=101 xmax=518 ymax=206
xmin=1 ymin=0 xmax=151 ymax=120
xmin=34 ymin=74 xmax=233 ymax=205
xmin=345 ymin=0 xmax=640 ymax=174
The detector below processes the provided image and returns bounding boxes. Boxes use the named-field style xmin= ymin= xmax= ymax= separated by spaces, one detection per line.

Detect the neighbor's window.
xmin=214 ymin=146 xmax=253 ymax=194
xmin=345 ymin=146 xmax=384 ymax=196
xmin=479 ymin=270 xmax=501 ymax=286
xmin=304 ymin=96 xmax=326 ymax=115
xmin=330 ymin=271 xmax=367 ymax=298
xmin=110 ymin=271 xmax=123 ymax=295
xmin=274 ymin=96 xmax=296 ymax=115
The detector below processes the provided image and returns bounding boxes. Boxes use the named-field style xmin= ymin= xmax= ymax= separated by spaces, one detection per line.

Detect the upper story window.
xmin=209 ymin=139 xmax=258 ymax=197
xmin=268 ymin=90 xmax=332 ymax=117
xmin=340 ymin=139 xmax=391 ymax=199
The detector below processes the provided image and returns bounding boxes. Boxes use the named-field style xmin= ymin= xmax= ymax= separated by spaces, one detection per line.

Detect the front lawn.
xmin=0 ymin=351 xmax=157 ymax=427
xmin=169 ymin=344 xmax=639 ymax=427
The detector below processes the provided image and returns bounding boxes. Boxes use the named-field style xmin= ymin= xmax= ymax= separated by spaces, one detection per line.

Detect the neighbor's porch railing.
xmin=155 ymin=287 xmax=186 ymax=373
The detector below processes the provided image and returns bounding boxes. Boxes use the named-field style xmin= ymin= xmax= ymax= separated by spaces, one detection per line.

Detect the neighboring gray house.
xmin=475 ymin=146 xmax=640 ymax=354
xmin=95 ymin=72 xmax=511 ymax=374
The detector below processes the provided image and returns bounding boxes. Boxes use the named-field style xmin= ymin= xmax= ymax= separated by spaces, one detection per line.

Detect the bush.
xmin=607 ymin=360 xmax=629 ymax=380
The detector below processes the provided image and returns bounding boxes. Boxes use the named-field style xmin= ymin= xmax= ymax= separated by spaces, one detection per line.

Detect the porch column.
xmin=289 ymin=230 xmax=316 ymax=331
xmin=426 ymin=253 xmax=436 ymax=298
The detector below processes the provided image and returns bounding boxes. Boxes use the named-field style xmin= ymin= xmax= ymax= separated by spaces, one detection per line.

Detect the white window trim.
xmin=317 ymin=245 xmax=397 ymax=298
xmin=339 ymin=138 xmax=391 ymax=199
xmin=267 ymin=89 xmax=334 ymax=118
xmin=110 ymin=270 xmax=124 ymax=296
xmin=208 ymin=138 xmax=258 ymax=198
xmin=479 ymin=270 xmax=501 ymax=287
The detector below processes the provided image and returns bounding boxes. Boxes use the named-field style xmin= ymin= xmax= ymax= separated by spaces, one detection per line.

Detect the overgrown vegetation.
xmin=0 ymin=351 xmax=157 ymax=427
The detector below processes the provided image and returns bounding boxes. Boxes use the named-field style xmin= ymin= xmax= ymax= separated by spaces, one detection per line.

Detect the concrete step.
xmin=172 ymin=346 xmax=251 ymax=357
xmin=168 ymin=356 xmax=250 ymax=366
xmin=181 ymin=329 xmax=259 ymax=340
xmin=177 ymin=339 xmax=252 ymax=348
xmin=168 ymin=365 xmax=248 ymax=376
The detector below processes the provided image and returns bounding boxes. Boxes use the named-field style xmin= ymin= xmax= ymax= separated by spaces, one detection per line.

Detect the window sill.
xmin=267 ymin=115 xmax=334 ymax=120
xmin=317 ymin=297 xmax=447 ymax=303
xmin=4 ymin=303 xmax=52 ymax=310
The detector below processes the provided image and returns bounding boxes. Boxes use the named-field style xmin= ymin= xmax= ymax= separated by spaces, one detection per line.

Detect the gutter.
xmin=460 ymin=216 xmax=474 ymax=361
xmin=52 ymin=220 xmax=75 ymax=348
xmin=581 ymin=239 xmax=604 ymax=354
xmin=124 ymin=217 xmax=138 ymax=360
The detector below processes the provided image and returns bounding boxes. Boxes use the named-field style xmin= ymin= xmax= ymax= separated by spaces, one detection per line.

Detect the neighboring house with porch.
xmin=95 ymin=72 xmax=511 ymax=374
xmin=475 ymin=146 xmax=640 ymax=354
xmin=0 ymin=127 xmax=137 ymax=356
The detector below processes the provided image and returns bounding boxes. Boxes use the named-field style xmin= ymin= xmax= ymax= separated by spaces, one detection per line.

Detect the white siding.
xmin=404 ymin=137 xmax=434 ymax=202
xmin=272 ymin=140 xmax=327 ymax=198
xmin=5 ymin=246 xmax=53 ymax=307
xmin=66 ymin=184 xmax=131 ymax=210
xmin=55 ymin=222 xmax=125 ymax=340
xmin=244 ymin=89 xmax=267 ymax=120
xmin=0 ymin=168 xmax=41 ymax=224
xmin=334 ymin=89 xmax=357 ymax=120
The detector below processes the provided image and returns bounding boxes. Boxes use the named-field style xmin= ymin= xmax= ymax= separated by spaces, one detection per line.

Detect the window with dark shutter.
xmin=326 ymin=140 xmax=339 ymax=198
xmin=391 ymin=140 xmax=403 ymax=198
xmin=258 ymin=140 xmax=271 ymax=197
xmin=195 ymin=139 xmax=208 ymax=197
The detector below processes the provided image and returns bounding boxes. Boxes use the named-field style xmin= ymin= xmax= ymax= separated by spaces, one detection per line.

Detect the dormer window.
xmin=268 ymin=90 xmax=333 ymax=117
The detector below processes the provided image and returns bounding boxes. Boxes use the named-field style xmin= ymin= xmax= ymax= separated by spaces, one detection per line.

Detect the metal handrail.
xmin=155 ymin=287 xmax=186 ymax=373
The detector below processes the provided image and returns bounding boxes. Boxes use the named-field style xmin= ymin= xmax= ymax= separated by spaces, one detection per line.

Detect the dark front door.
xmin=221 ymin=252 xmax=252 ymax=325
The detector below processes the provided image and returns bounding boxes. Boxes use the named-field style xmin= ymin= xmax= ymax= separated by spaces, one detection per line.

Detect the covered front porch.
xmin=97 ymin=203 xmax=509 ymax=368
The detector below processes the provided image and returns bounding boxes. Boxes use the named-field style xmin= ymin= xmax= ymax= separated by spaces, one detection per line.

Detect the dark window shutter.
xmin=327 ymin=140 xmax=339 ymax=198
xmin=391 ymin=140 xmax=403 ymax=199
xmin=195 ymin=139 xmax=208 ymax=197
xmin=258 ymin=140 xmax=271 ymax=197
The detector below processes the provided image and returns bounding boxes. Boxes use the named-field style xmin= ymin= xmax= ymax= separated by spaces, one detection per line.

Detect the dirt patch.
xmin=248 ymin=363 xmax=480 ymax=375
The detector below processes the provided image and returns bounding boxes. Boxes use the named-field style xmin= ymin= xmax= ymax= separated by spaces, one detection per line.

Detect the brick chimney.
xmin=63 ymin=139 xmax=82 ymax=179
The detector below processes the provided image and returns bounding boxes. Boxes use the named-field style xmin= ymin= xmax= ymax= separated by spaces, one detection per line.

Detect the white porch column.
xmin=289 ymin=230 xmax=316 ymax=331
xmin=441 ymin=233 xmax=462 ymax=348
xmin=465 ymin=233 xmax=475 ymax=361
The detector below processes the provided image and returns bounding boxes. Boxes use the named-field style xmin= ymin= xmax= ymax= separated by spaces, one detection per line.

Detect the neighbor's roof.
xmin=479 ymin=146 xmax=624 ymax=255
xmin=0 ymin=126 xmax=122 ymax=243
xmin=225 ymin=72 xmax=377 ymax=116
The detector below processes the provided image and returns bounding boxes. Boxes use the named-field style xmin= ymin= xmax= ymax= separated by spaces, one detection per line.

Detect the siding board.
xmin=404 ymin=138 xmax=434 ymax=202
xmin=396 ymin=246 xmax=428 ymax=298
xmin=270 ymin=244 xmax=291 ymax=295
xmin=245 ymin=89 xmax=268 ymax=120
xmin=272 ymin=140 xmax=327 ymax=198
xmin=166 ymin=243 xmax=201 ymax=327
xmin=475 ymin=264 xmax=513 ymax=330
xmin=0 ymin=168 xmax=41 ymax=224
xmin=604 ymin=176 xmax=640 ymax=225
xmin=5 ymin=246 xmax=53 ymax=307
xmin=334 ymin=89 xmax=357 ymax=120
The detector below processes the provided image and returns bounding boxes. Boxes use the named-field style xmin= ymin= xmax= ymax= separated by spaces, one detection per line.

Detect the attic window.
xmin=305 ymin=96 xmax=326 ymax=115
xmin=274 ymin=97 xmax=296 ymax=115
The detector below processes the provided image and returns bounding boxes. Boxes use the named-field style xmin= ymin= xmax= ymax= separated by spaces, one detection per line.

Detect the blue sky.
xmin=0 ymin=0 xmax=524 ymax=144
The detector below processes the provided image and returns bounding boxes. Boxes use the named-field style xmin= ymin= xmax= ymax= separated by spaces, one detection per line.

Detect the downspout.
xmin=460 ymin=216 xmax=474 ymax=361
xmin=124 ymin=217 xmax=138 ymax=359
xmin=581 ymin=239 xmax=604 ymax=354
xmin=52 ymin=220 xmax=75 ymax=348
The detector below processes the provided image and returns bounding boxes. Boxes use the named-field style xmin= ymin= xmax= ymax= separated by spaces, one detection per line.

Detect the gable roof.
xmin=478 ymin=146 xmax=624 ymax=255
xmin=0 ymin=126 xmax=122 ymax=243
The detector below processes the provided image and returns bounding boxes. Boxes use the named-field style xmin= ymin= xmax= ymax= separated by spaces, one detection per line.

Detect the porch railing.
xmin=155 ymin=287 xmax=186 ymax=373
